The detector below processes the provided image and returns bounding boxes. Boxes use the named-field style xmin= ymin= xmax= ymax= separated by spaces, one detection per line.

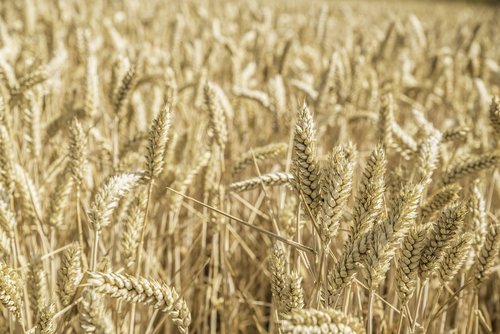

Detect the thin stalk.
xmin=397 ymin=306 xmax=405 ymax=334
xmin=76 ymin=186 xmax=86 ymax=269
xmin=368 ymin=289 xmax=374 ymax=334
xmin=129 ymin=179 xmax=154 ymax=334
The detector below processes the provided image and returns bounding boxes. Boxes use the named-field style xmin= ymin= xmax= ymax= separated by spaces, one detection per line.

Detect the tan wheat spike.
xmin=231 ymin=142 xmax=288 ymax=176
xmin=0 ymin=197 xmax=16 ymax=237
xmin=120 ymin=196 xmax=145 ymax=267
xmin=419 ymin=184 xmax=461 ymax=223
xmin=204 ymin=82 xmax=228 ymax=149
xmin=350 ymin=145 xmax=386 ymax=240
xmin=87 ymin=271 xmax=191 ymax=333
xmin=284 ymin=272 xmax=305 ymax=315
xmin=21 ymin=92 xmax=42 ymax=160
xmin=327 ymin=232 xmax=371 ymax=302
xmin=270 ymin=243 xmax=288 ymax=316
xmin=363 ymin=184 xmax=423 ymax=288
xmin=472 ymin=218 xmax=500 ymax=285
xmin=441 ymin=126 xmax=469 ymax=143
xmin=144 ymin=103 xmax=172 ymax=181
xmin=88 ymin=172 xmax=142 ymax=232
xmin=378 ymin=93 xmax=394 ymax=148
xmin=437 ymin=233 xmax=472 ymax=283
xmin=232 ymin=85 xmax=272 ymax=110
xmin=281 ymin=308 xmax=366 ymax=334
xmin=419 ymin=203 xmax=466 ymax=278
xmin=0 ymin=261 xmax=23 ymax=320
xmin=397 ymin=224 xmax=431 ymax=305
xmin=27 ymin=256 xmax=48 ymax=315
xmin=69 ymin=119 xmax=87 ymax=187
xmin=46 ymin=167 xmax=73 ymax=227
xmin=14 ymin=163 xmax=42 ymax=223
xmin=0 ymin=229 xmax=9 ymax=255
xmin=292 ymin=103 xmax=322 ymax=213
xmin=229 ymin=172 xmax=294 ymax=193
xmin=465 ymin=181 xmax=487 ymax=256
xmin=315 ymin=53 xmax=337 ymax=113
xmin=289 ymin=79 xmax=318 ymax=100
xmin=83 ymin=55 xmax=99 ymax=118
xmin=268 ymin=75 xmax=286 ymax=115
xmin=0 ymin=124 xmax=15 ymax=193
xmin=415 ymin=129 xmax=442 ymax=185
xmin=392 ymin=121 xmax=418 ymax=157
xmin=57 ymin=244 xmax=82 ymax=307
xmin=441 ymin=153 xmax=500 ymax=185
xmin=317 ymin=144 xmax=355 ymax=243
xmin=113 ymin=62 xmax=137 ymax=115
xmin=0 ymin=58 xmax=17 ymax=93
xmin=79 ymin=288 xmax=114 ymax=334
xmin=37 ymin=303 xmax=56 ymax=334
xmin=488 ymin=96 xmax=500 ymax=140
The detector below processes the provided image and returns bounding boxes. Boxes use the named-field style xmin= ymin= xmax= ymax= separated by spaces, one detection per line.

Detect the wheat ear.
xmin=57 ymin=244 xmax=82 ymax=307
xmin=281 ymin=308 xmax=365 ymax=334
xmin=87 ymin=271 xmax=191 ymax=333
xmin=0 ymin=261 xmax=23 ymax=320
xmin=229 ymin=172 xmax=294 ymax=193
xmin=292 ymin=103 xmax=322 ymax=213
xmin=419 ymin=203 xmax=466 ymax=278
xmin=231 ymin=143 xmax=288 ymax=176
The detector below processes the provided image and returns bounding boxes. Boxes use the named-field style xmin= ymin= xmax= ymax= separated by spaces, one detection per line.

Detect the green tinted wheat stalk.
xmin=232 ymin=143 xmax=288 ymax=176
xmin=229 ymin=172 xmax=294 ymax=193
xmin=88 ymin=271 xmax=191 ymax=334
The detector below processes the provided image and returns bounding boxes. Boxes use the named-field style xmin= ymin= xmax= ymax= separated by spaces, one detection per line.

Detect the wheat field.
xmin=0 ymin=0 xmax=499 ymax=333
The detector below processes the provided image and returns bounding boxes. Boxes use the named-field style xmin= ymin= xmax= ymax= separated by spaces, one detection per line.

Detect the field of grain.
xmin=0 ymin=0 xmax=499 ymax=333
